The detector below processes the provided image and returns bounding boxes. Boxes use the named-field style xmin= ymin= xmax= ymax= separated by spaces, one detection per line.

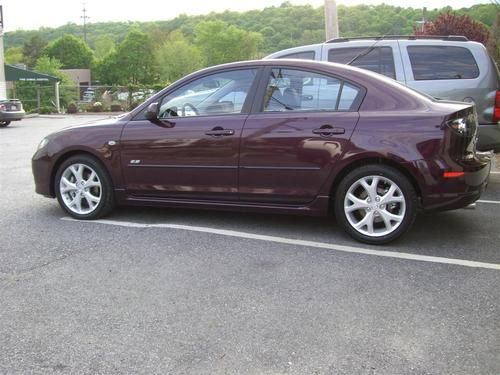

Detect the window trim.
xmin=250 ymin=65 xmax=366 ymax=114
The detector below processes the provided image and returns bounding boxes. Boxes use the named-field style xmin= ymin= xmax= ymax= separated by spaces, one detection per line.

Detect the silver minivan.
xmin=265 ymin=36 xmax=500 ymax=151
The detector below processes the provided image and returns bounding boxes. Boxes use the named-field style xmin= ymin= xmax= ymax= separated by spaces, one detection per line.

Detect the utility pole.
xmin=325 ymin=0 xmax=339 ymax=40
xmin=415 ymin=7 xmax=427 ymax=33
xmin=81 ymin=3 xmax=90 ymax=43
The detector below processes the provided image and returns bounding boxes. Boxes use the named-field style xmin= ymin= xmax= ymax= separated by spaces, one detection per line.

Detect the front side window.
xmin=159 ymin=69 xmax=257 ymax=118
xmin=407 ymin=46 xmax=480 ymax=80
xmin=262 ymin=68 xmax=361 ymax=112
xmin=328 ymin=47 xmax=396 ymax=79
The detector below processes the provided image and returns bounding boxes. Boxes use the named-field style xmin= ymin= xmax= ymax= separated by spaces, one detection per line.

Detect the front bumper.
xmin=32 ymin=149 xmax=55 ymax=198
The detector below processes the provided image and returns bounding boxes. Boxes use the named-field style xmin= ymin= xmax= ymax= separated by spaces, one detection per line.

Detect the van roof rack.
xmin=326 ymin=35 xmax=469 ymax=43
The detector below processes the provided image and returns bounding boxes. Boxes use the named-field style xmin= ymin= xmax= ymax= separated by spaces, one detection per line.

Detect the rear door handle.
xmin=312 ymin=125 xmax=345 ymax=137
xmin=205 ymin=127 xmax=235 ymax=137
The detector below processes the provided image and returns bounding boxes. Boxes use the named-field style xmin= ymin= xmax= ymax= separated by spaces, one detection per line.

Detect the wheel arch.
xmin=50 ymin=150 xmax=107 ymax=197
xmin=328 ymin=157 xmax=423 ymax=212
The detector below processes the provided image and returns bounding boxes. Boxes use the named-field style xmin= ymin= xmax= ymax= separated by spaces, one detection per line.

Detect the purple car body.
xmin=32 ymin=60 xmax=491 ymax=243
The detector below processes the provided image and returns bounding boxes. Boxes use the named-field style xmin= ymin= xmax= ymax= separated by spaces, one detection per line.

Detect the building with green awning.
xmin=4 ymin=64 xmax=61 ymax=112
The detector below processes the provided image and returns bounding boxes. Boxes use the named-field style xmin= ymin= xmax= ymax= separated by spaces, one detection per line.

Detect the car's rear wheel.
xmin=55 ymin=155 xmax=115 ymax=219
xmin=0 ymin=121 xmax=11 ymax=127
xmin=334 ymin=165 xmax=417 ymax=245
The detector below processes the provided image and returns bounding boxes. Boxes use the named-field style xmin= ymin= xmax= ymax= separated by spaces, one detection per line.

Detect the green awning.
xmin=5 ymin=64 xmax=59 ymax=83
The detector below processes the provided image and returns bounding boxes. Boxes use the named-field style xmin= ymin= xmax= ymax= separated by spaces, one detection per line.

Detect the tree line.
xmin=4 ymin=2 xmax=498 ymax=88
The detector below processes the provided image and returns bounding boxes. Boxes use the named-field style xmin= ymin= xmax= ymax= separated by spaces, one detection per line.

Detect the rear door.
xmin=239 ymin=66 xmax=363 ymax=204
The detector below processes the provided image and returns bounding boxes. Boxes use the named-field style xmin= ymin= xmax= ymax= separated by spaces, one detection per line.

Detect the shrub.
xmin=38 ymin=106 xmax=55 ymax=114
xmin=67 ymin=102 xmax=78 ymax=114
xmin=110 ymin=103 xmax=123 ymax=112
xmin=92 ymin=102 xmax=103 ymax=112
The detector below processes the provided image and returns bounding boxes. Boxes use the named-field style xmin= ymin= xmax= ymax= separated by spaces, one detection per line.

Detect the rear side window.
xmin=277 ymin=51 xmax=315 ymax=60
xmin=262 ymin=68 xmax=361 ymax=112
xmin=328 ymin=47 xmax=396 ymax=79
xmin=407 ymin=46 xmax=480 ymax=80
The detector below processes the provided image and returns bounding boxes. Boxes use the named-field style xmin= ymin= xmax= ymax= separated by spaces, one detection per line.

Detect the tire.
xmin=55 ymin=155 xmax=115 ymax=220
xmin=0 ymin=121 xmax=11 ymax=128
xmin=334 ymin=165 xmax=417 ymax=245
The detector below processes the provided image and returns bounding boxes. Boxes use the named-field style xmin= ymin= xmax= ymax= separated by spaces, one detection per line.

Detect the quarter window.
xmin=407 ymin=46 xmax=479 ymax=80
xmin=328 ymin=47 xmax=396 ymax=79
xmin=262 ymin=68 xmax=361 ymax=112
xmin=159 ymin=69 xmax=257 ymax=118
xmin=277 ymin=51 xmax=316 ymax=60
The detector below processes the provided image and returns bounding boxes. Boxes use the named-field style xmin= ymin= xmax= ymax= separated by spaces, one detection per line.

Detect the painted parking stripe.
xmin=61 ymin=217 xmax=500 ymax=271
xmin=477 ymin=200 xmax=500 ymax=204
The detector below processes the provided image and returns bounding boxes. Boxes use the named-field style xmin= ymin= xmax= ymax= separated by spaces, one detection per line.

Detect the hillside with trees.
xmin=4 ymin=2 xmax=498 ymax=112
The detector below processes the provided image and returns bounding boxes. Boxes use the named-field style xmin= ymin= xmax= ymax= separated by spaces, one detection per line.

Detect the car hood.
xmin=60 ymin=114 xmax=128 ymax=132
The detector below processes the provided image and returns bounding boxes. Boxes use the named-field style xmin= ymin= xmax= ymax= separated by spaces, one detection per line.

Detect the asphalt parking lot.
xmin=1 ymin=115 xmax=499 ymax=374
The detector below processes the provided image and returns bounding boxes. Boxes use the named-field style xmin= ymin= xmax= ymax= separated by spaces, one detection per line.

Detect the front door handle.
xmin=205 ymin=127 xmax=235 ymax=137
xmin=312 ymin=125 xmax=345 ymax=137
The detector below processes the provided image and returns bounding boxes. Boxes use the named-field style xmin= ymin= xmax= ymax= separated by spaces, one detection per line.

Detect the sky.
xmin=0 ymin=0 xmax=492 ymax=32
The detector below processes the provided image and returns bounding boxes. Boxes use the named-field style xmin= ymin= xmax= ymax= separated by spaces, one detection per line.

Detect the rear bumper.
xmin=0 ymin=110 xmax=25 ymax=121
xmin=477 ymin=123 xmax=500 ymax=152
xmin=418 ymin=153 xmax=491 ymax=211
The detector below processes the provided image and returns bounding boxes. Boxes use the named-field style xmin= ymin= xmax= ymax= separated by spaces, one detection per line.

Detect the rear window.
xmin=277 ymin=51 xmax=315 ymax=60
xmin=407 ymin=46 xmax=480 ymax=80
xmin=328 ymin=47 xmax=396 ymax=79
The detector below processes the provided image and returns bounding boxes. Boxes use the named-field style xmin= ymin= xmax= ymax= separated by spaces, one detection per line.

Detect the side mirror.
xmin=145 ymin=102 xmax=175 ymax=128
xmin=145 ymin=102 xmax=159 ymax=121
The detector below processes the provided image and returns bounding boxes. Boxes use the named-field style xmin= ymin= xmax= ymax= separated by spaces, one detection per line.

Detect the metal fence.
xmin=9 ymin=84 xmax=158 ymax=113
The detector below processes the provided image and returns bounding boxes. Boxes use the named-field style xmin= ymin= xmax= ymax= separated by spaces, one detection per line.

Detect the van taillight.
xmin=494 ymin=90 xmax=500 ymax=123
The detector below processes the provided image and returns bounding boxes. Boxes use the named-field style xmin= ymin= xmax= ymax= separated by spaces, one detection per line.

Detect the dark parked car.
xmin=32 ymin=60 xmax=492 ymax=244
xmin=0 ymin=99 xmax=25 ymax=127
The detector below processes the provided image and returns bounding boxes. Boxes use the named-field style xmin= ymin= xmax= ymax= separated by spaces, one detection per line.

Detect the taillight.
xmin=445 ymin=111 xmax=477 ymax=137
xmin=493 ymin=90 xmax=500 ymax=123
xmin=0 ymin=104 xmax=5 ymax=111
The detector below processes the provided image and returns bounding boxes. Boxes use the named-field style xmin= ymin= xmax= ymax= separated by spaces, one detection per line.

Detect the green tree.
xmin=156 ymin=30 xmax=203 ymax=84
xmin=96 ymin=29 xmax=157 ymax=85
xmin=22 ymin=35 xmax=47 ymax=68
xmin=194 ymin=21 xmax=263 ymax=65
xmin=45 ymin=35 xmax=94 ymax=69
xmin=93 ymin=34 xmax=116 ymax=60
xmin=5 ymin=47 xmax=24 ymax=65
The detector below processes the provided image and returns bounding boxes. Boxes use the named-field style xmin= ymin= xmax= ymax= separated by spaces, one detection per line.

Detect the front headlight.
xmin=37 ymin=137 xmax=49 ymax=150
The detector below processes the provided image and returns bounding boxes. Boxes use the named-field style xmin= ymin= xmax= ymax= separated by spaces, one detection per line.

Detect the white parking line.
xmin=61 ymin=217 xmax=500 ymax=271
xmin=477 ymin=200 xmax=500 ymax=204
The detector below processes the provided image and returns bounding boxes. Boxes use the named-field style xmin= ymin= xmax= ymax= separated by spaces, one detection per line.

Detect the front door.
xmin=120 ymin=68 xmax=258 ymax=201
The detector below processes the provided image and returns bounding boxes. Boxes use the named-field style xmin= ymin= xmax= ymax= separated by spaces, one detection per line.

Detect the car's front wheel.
xmin=55 ymin=155 xmax=115 ymax=219
xmin=0 ymin=121 xmax=11 ymax=128
xmin=334 ymin=165 xmax=417 ymax=245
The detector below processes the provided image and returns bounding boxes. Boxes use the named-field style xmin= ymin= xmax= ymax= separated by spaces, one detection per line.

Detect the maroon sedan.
xmin=32 ymin=60 xmax=491 ymax=244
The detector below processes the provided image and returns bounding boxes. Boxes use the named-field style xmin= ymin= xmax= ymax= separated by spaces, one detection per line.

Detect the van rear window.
xmin=407 ymin=46 xmax=480 ymax=80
